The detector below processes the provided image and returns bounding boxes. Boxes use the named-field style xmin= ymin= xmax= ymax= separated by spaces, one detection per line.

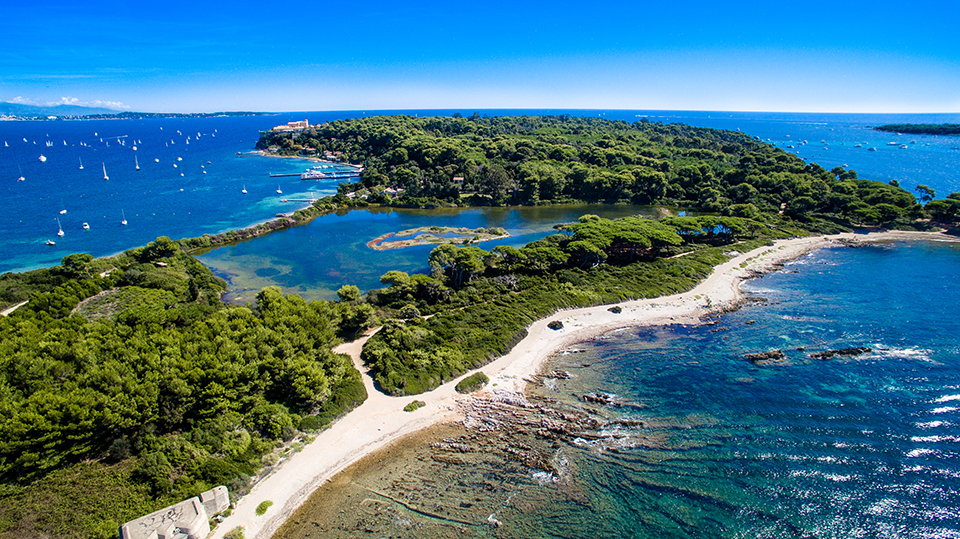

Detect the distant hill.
xmin=0 ymin=102 xmax=122 ymax=117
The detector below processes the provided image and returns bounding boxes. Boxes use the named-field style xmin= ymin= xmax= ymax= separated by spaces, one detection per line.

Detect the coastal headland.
xmin=209 ymin=229 xmax=955 ymax=539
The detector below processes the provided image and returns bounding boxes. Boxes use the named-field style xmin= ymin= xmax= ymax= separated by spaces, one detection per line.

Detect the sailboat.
xmin=39 ymin=154 xmax=47 ymax=162
xmin=46 ymin=239 xmax=56 ymax=246
xmin=121 ymin=210 xmax=128 ymax=226
xmin=242 ymin=185 xmax=247 ymax=194
xmin=135 ymin=155 xmax=140 ymax=171
xmin=79 ymin=157 xmax=84 ymax=170
xmin=276 ymin=185 xmax=283 ymax=194
xmin=17 ymin=164 xmax=24 ymax=182
xmin=82 ymin=222 xmax=90 ymax=230
xmin=56 ymin=218 xmax=64 ymax=237
xmin=102 ymin=163 xmax=109 ymax=181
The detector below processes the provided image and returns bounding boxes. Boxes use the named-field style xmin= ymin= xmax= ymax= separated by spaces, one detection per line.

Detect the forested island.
xmin=3 ymin=115 xmax=960 ymax=538
xmin=875 ymin=123 xmax=960 ymax=136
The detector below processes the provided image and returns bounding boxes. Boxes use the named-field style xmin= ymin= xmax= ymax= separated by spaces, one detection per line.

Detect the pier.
xmin=269 ymin=173 xmax=303 ymax=177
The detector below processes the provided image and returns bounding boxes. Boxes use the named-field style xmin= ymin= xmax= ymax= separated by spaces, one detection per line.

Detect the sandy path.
xmin=209 ymin=229 xmax=953 ymax=539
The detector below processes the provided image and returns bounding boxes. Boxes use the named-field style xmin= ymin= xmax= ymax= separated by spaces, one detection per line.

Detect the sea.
xmin=3 ymin=109 xmax=960 ymax=536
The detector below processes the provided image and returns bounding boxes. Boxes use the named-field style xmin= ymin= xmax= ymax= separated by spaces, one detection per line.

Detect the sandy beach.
xmin=209 ymin=229 xmax=955 ymax=539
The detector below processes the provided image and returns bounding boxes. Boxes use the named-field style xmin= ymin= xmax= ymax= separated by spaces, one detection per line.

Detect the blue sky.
xmin=2 ymin=0 xmax=958 ymax=113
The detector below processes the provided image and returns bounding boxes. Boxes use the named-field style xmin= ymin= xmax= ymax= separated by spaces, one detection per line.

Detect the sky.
xmin=1 ymin=0 xmax=959 ymax=113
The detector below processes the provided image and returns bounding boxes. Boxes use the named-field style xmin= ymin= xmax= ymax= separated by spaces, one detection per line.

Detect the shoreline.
xmin=209 ymin=229 xmax=956 ymax=539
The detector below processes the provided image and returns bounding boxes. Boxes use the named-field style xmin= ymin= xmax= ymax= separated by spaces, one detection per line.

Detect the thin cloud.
xmin=2 ymin=96 xmax=129 ymax=110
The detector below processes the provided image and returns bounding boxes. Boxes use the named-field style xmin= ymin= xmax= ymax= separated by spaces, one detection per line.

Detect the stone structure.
xmin=120 ymin=486 xmax=229 ymax=539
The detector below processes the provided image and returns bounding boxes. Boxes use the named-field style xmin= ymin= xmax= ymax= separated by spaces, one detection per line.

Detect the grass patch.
xmin=455 ymin=372 xmax=490 ymax=394
xmin=255 ymin=500 xmax=274 ymax=516
xmin=403 ymin=400 xmax=426 ymax=412
xmin=224 ymin=526 xmax=246 ymax=539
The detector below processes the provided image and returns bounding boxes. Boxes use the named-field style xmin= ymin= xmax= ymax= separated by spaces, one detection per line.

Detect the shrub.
xmin=255 ymin=500 xmax=274 ymax=516
xmin=455 ymin=372 xmax=490 ymax=394
xmin=225 ymin=527 xmax=246 ymax=539
xmin=403 ymin=400 xmax=426 ymax=412
xmin=608 ymin=306 xmax=622 ymax=314
xmin=547 ymin=320 xmax=564 ymax=330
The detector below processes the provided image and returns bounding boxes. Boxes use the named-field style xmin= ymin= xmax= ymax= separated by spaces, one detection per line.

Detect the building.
xmin=120 ymin=486 xmax=229 ymax=539
xmin=271 ymin=119 xmax=309 ymax=132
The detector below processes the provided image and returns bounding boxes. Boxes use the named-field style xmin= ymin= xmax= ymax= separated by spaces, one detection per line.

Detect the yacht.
xmin=276 ymin=185 xmax=282 ymax=194
xmin=79 ymin=157 xmax=84 ymax=170
xmin=17 ymin=164 xmax=24 ymax=182
xmin=121 ymin=210 xmax=128 ymax=226
xmin=82 ymin=222 xmax=90 ymax=230
xmin=241 ymin=185 xmax=247 ymax=194
xmin=56 ymin=218 xmax=64 ymax=237
xmin=39 ymin=154 xmax=46 ymax=162
xmin=102 ymin=163 xmax=109 ymax=181
xmin=46 ymin=240 xmax=56 ymax=246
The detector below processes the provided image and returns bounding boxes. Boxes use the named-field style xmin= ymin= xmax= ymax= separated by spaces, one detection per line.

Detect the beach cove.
xmin=209 ymin=229 xmax=954 ymax=539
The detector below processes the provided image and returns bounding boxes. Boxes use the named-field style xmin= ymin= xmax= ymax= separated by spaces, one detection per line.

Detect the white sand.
xmin=209 ymin=229 xmax=954 ymax=539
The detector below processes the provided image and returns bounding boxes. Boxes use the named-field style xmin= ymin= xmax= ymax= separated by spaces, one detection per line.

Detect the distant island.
xmin=875 ymin=123 xmax=960 ymax=136
xmin=0 ymin=101 xmax=270 ymax=121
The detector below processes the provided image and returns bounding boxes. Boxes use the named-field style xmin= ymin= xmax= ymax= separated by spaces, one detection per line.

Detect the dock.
xmin=269 ymin=173 xmax=303 ymax=177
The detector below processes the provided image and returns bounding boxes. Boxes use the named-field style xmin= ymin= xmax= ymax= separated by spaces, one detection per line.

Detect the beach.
xmin=209 ymin=229 xmax=955 ymax=539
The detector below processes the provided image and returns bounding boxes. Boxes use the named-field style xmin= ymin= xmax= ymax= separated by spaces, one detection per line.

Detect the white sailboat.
xmin=102 ymin=163 xmax=109 ymax=181
xmin=17 ymin=164 xmax=24 ymax=182
xmin=242 ymin=185 xmax=247 ymax=194
xmin=276 ymin=185 xmax=282 ymax=194
xmin=121 ymin=210 xmax=127 ymax=226
xmin=79 ymin=157 xmax=84 ymax=170
xmin=57 ymin=218 xmax=64 ymax=237
xmin=39 ymin=154 xmax=47 ymax=162
xmin=46 ymin=239 xmax=56 ymax=246
xmin=135 ymin=155 xmax=140 ymax=171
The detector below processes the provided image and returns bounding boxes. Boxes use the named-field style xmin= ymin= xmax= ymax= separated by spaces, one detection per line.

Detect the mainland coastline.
xmin=209 ymin=229 xmax=956 ymax=539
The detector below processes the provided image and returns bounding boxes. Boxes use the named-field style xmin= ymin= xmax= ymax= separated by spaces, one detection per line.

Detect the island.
xmin=367 ymin=226 xmax=509 ymax=250
xmin=875 ymin=123 xmax=960 ymax=136
xmin=1 ymin=115 xmax=959 ymax=539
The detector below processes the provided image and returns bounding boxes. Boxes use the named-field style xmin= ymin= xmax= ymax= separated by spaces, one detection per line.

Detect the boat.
xmin=38 ymin=154 xmax=46 ymax=162
xmin=56 ymin=218 xmax=64 ymax=237
xmin=135 ymin=155 xmax=140 ymax=171
xmin=46 ymin=239 xmax=56 ymax=246
xmin=301 ymin=170 xmax=328 ymax=180
xmin=242 ymin=185 xmax=247 ymax=194
xmin=82 ymin=222 xmax=90 ymax=230
xmin=155 ymin=158 xmax=159 ymax=162
xmin=887 ymin=142 xmax=899 ymax=146
xmin=17 ymin=164 xmax=24 ymax=182
xmin=854 ymin=144 xmax=862 ymax=148
xmin=102 ymin=163 xmax=109 ymax=181
xmin=3 ymin=142 xmax=7 ymax=147
xmin=132 ymin=145 xmax=137 ymax=151
xmin=177 ymin=157 xmax=182 ymax=161
xmin=867 ymin=147 xmax=877 ymax=152
xmin=79 ymin=157 xmax=84 ymax=170
xmin=121 ymin=210 xmax=127 ymax=226
xmin=276 ymin=185 xmax=282 ymax=194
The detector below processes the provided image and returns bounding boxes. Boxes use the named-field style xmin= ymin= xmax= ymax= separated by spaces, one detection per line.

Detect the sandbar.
xmin=209 ymin=229 xmax=956 ymax=539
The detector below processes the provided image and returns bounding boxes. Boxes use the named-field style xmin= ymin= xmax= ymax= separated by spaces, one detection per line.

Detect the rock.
xmin=744 ymin=349 xmax=785 ymax=363
xmin=810 ymin=347 xmax=871 ymax=360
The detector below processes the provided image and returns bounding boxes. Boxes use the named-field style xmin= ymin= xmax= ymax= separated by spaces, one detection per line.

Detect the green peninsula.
xmin=2 ymin=115 xmax=959 ymax=538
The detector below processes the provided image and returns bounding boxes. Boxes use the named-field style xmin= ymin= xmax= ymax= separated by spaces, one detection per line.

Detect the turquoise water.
xmin=528 ymin=240 xmax=960 ymax=537
xmin=196 ymin=204 xmax=661 ymax=302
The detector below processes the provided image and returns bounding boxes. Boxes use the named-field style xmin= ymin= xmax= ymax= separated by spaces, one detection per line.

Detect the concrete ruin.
xmin=119 ymin=486 xmax=229 ymax=539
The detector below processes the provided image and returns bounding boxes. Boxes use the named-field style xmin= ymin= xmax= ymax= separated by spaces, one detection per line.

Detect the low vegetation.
xmin=403 ymin=400 xmax=426 ymax=412
xmin=255 ymin=500 xmax=274 ymax=516
xmin=455 ymin=372 xmax=489 ymax=394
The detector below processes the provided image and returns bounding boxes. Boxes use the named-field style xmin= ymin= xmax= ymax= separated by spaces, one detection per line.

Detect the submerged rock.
xmin=744 ymin=349 xmax=785 ymax=363
xmin=810 ymin=347 xmax=871 ymax=360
